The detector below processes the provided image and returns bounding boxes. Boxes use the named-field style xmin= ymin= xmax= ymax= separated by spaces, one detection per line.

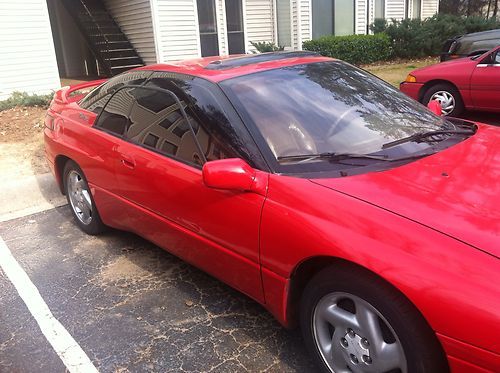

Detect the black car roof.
xmin=459 ymin=28 xmax=500 ymax=40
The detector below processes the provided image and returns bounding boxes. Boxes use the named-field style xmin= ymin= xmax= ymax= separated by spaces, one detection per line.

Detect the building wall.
xmin=356 ymin=0 xmax=368 ymax=34
xmin=421 ymin=0 xmax=439 ymax=18
xmin=151 ymin=0 xmax=201 ymax=62
xmin=385 ymin=0 xmax=406 ymax=20
xmin=103 ymin=0 xmax=157 ymax=65
xmin=217 ymin=0 xmax=228 ymax=55
xmin=151 ymin=0 xmax=276 ymax=60
xmin=245 ymin=0 xmax=275 ymax=52
xmin=299 ymin=0 xmax=312 ymax=45
xmin=0 ymin=0 xmax=60 ymax=99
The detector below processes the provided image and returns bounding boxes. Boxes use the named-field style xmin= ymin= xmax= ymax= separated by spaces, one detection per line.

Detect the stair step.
xmin=62 ymin=2 xmax=143 ymax=77
xmin=83 ymin=25 xmax=121 ymax=32
xmin=100 ymin=48 xmax=136 ymax=58
xmin=94 ymin=41 xmax=132 ymax=50
xmin=78 ymin=14 xmax=113 ymax=22
xmin=90 ymin=34 xmax=128 ymax=42
xmin=108 ymin=56 xmax=141 ymax=61
xmin=101 ymin=48 xmax=134 ymax=52
xmin=110 ymin=64 xmax=143 ymax=69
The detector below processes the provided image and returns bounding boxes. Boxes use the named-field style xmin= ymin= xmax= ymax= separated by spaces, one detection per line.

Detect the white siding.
xmin=0 ymin=0 xmax=60 ymax=99
xmin=299 ymin=0 xmax=311 ymax=44
xmin=217 ymin=0 xmax=228 ymax=55
xmin=103 ymin=0 xmax=157 ymax=65
xmin=385 ymin=0 xmax=405 ymax=20
xmin=367 ymin=0 xmax=375 ymax=30
xmin=245 ymin=0 xmax=275 ymax=52
xmin=292 ymin=0 xmax=299 ymax=49
xmin=421 ymin=0 xmax=438 ymax=18
xmin=355 ymin=0 xmax=368 ymax=34
xmin=152 ymin=0 xmax=200 ymax=62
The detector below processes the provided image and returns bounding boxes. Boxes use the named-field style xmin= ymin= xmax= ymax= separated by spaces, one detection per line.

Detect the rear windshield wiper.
xmin=381 ymin=129 xmax=475 ymax=150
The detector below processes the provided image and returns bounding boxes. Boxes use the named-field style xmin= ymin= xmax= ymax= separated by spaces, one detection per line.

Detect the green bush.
xmin=0 ymin=91 xmax=53 ymax=111
xmin=374 ymin=14 xmax=500 ymax=59
xmin=302 ymin=33 xmax=392 ymax=64
xmin=371 ymin=18 xmax=388 ymax=34
xmin=250 ymin=41 xmax=285 ymax=53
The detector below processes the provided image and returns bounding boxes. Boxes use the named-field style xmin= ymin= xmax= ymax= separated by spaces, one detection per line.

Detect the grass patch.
xmin=364 ymin=57 xmax=438 ymax=87
xmin=0 ymin=91 xmax=53 ymax=112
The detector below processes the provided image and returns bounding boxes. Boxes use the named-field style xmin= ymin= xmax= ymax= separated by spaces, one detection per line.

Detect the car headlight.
xmin=405 ymin=74 xmax=417 ymax=83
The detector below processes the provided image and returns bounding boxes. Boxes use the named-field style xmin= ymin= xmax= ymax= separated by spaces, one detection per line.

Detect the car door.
xmin=109 ymin=76 xmax=268 ymax=302
xmin=82 ymin=71 xmax=153 ymax=229
xmin=470 ymin=47 xmax=500 ymax=111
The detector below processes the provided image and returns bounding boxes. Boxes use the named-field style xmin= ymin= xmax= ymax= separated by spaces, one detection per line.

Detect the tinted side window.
xmin=80 ymin=71 xmax=153 ymax=114
xmin=146 ymin=72 xmax=267 ymax=170
xmin=126 ymin=87 xmax=231 ymax=166
xmin=95 ymin=87 xmax=134 ymax=136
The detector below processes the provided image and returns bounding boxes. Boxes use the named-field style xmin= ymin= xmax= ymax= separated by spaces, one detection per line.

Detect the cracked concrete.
xmin=0 ymin=207 xmax=316 ymax=372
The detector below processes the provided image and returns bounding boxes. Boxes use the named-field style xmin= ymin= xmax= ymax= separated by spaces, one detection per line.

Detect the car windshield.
xmin=221 ymin=61 xmax=452 ymax=163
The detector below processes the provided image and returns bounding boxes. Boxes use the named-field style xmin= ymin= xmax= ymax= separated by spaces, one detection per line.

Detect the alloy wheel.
xmin=67 ymin=170 xmax=93 ymax=225
xmin=312 ymin=292 xmax=407 ymax=373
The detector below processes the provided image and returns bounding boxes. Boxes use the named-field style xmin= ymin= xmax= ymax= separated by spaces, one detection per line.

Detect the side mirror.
xmin=427 ymin=100 xmax=442 ymax=116
xmin=202 ymin=158 xmax=256 ymax=191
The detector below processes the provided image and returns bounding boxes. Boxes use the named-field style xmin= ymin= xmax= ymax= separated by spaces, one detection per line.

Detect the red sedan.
xmin=45 ymin=52 xmax=499 ymax=373
xmin=400 ymin=46 xmax=500 ymax=116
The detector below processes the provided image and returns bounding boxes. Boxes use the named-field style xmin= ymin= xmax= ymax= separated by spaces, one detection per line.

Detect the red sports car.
xmin=400 ymin=46 xmax=500 ymax=116
xmin=45 ymin=52 xmax=500 ymax=373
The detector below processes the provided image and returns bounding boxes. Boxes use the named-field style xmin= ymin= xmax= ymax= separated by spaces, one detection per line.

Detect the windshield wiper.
xmin=277 ymin=152 xmax=390 ymax=162
xmin=278 ymin=152 xmax=388 ymax=161
xmin=381 ymin=129 xmax=475 ymax=150
xmin=278 ymin=151 xmax=440 ymax=164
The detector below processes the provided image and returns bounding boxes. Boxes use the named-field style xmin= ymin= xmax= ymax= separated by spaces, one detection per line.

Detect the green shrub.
xmin=250 ymin=41 xmax=285 ymax=53
xmin=0 ymin=91 xmax=53 ymax=111
xmin=302 ymin=33 xmax=392 ymax=64
xmin=375 ymin=14 xmax=500 ymax=59
xmin=370 ymin=18 xmax=388 ymax=34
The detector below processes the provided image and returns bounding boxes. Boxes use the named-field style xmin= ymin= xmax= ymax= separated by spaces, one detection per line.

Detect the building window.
xmin=312 ymin=0 xmax=355 ymax=39
xmin=197 ymin=0 xmax=219 ymax=56
xmin=225 ymin=0 xmax=245 ymax=54
xmin=277 ymin=0 xmax=292 ymax=47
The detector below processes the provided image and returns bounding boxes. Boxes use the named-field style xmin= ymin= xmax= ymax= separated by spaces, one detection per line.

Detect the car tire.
xmin=63 ymin=160 xmax=106 ymax=235
xmin=422 ymin=83 xmax=464 ymax=117
xmin=300 ymin=265 xmax=448 ymax=373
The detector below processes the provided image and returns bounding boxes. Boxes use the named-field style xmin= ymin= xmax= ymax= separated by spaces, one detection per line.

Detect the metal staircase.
xmin=62 ymin=0 xmax=144 ymax=76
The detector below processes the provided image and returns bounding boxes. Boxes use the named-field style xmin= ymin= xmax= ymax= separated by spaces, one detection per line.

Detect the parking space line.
xmin=0 ymin=236 xmax=99 ymax=373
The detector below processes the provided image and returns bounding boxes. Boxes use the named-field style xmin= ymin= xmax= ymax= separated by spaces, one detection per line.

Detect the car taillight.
xmin=45 ymin=114 xmax=55 ymax=130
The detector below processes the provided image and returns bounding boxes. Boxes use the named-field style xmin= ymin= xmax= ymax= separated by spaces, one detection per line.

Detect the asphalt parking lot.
xmin=0 ymin=207 xmax=316 ymax=372
xmin=463 ymin=111 xmax=500 ymax=126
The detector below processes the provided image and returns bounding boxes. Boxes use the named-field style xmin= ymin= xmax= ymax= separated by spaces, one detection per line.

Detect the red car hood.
xmin=311 ymin=124 xmax=500 ymax=257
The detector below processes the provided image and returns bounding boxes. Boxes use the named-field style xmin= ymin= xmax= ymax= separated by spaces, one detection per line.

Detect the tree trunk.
xmin=494 ymin=0 xmax=499 ymax=19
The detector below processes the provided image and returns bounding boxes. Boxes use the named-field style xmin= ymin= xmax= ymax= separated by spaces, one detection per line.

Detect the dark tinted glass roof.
xmin=204 ymin=51 xmax=320 ymax=70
